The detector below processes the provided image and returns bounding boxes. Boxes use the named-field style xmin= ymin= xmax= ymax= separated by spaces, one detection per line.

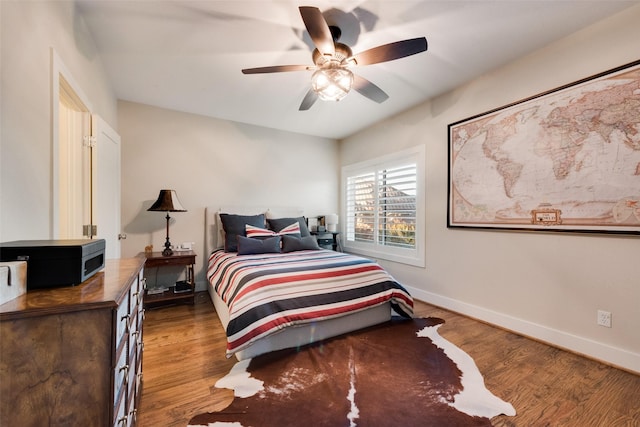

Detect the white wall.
xmin=118 ymin=101 xmax=338 ymax=289
xmin=340 ymin=6 xmax=640 ymax=373
xmin=0 ymin=1 xmax=117 ymax=241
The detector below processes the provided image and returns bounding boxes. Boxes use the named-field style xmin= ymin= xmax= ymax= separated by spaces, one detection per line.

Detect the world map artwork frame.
xmin=447 ymin=59 xmax=640 ymax=235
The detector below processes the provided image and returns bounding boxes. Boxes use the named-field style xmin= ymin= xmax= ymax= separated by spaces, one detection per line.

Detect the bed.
xmin=205 ymin=207 xmax=414 ymax=360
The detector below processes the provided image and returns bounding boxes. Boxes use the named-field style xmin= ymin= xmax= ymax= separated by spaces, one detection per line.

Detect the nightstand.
xmin=142 ymin=250 xmax=196 ymax=308
xmin=311 ymin=231 xmax=340 ymax=251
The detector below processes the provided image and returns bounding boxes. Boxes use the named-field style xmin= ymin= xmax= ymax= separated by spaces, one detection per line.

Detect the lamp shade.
xmin=325 ymin=214 xmax=339 ymax=232
xmin=147 ymin=190 xmax=187 ymax=212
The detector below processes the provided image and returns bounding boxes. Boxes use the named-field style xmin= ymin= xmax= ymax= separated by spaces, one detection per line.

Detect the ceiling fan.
xmin=242 ymin=6 xmax=428 ymax=111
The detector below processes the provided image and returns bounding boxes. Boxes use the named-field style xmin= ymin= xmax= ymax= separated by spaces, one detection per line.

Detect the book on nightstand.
xmin=173 ymin=280 xmax=192 ymax=293
xmin=147 ymin=287 xmax=169 ymax=295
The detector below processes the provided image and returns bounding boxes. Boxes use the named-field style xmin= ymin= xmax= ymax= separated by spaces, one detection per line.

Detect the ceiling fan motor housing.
xmin=312 ymin=42 xmax=353 ymax=67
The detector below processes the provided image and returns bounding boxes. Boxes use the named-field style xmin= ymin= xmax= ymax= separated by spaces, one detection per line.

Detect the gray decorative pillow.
xmin=267 ymin=217 xmax=311 ymax=237
xmin=237 ymin=235 xmax=281 ymax=255
xmin=219 ymin=213 xmax=266 ymax=252
xmin=281 ymin=235 xmax=320 ymax=253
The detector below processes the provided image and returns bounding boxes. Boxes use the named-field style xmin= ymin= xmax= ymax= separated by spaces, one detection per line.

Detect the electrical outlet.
xmin=597 ymin=310 xmax=612 ymax=328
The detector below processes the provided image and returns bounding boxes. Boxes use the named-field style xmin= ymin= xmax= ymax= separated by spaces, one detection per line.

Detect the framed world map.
xmin=448 ymin=60 xmax=640 ymax=234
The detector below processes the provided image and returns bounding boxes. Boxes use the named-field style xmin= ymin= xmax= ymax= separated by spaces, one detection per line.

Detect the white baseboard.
xmin=406 ymin=286 xmax=640 ymax=374
xmin=195 ymin=280 xmax=208 ymax=293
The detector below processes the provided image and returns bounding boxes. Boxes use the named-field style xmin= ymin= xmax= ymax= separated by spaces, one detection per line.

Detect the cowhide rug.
xmin=189 ymin=317 xmax=516 ymax=427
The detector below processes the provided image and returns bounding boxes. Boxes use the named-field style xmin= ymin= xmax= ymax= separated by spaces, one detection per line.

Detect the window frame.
xmin=341 ymin=145 xmax=425 ymax=267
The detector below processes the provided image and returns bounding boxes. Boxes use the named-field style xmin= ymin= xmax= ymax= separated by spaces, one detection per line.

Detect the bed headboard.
xmin=204 ymin=206 xmax=305 ymax=259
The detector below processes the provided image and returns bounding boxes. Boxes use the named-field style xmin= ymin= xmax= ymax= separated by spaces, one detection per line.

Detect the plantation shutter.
xmin=378 ymin=163 xmax=417 ymax=248
xmin=345 ymin=163 xmax=417 ymax=249
xmin=346 ymin=171 xmax=376 ymax=243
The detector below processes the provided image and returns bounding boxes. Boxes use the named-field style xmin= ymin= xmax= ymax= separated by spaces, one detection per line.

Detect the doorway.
xmin=57 ymin=74 xmax=92 ymax=240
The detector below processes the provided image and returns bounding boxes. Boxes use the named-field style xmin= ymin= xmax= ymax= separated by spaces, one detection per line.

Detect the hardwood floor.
xmin=137 ymin=292 xmax=640 ymax=426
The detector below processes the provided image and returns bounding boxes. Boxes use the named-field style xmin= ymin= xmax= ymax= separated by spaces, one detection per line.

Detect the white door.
xmin=92 ymin=115 xmax=122 ymax=259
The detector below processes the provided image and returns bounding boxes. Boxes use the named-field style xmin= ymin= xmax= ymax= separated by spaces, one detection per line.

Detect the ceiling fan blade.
xmin=349 ymin=37 xmax=427 ymax=66
xmin=352 ymin=74 xmax=389 ymax=104
xmin=299 ymin=6 xmax=335 ymax=57
xmin=242 ymin=65 xmax=311 ymax=74
xmin=299 ymin=89 xmax=318 ymax=111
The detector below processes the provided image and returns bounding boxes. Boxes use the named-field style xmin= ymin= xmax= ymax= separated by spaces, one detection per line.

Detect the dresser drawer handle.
xmin=128 ymin=409 xmax=137 ymax=424
xmin=117 ymin=415 xmax=128 ymax=426
xmin=119 ymin=364 xmax=129 ymax=380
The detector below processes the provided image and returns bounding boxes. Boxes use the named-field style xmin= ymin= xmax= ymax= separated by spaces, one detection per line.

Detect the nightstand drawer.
xmin=144 ymin=253 xmax=195 ymax=268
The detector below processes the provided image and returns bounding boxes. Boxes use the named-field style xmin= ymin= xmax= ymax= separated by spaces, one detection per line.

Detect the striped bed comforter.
xmin=207 ymin=249 xmax=414 ymax=357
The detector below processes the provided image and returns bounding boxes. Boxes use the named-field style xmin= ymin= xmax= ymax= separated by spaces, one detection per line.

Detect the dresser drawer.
xmin=127 ymin=345 xmax=139 ymax=399
xmin=135 ymin=352 xmax=143 ymax=396
xmin=113 ymin=387 xmax=128 ymax=427
xmin=129 ymin=270 xmax=144 ymax=314
xmin=113 ymin=345 xmax=129 ymax=403
xmin=128 ymin=305 xmax=142 ymax=361
xmin=130 ymin=287 xmax=142 ymax=314
xmin=127 ymin=398 xmax=137 ymax=427
xmin=116 ymin=296 xmax=130 ymax=349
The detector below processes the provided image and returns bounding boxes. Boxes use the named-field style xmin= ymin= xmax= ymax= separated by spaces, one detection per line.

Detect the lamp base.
xmin=162 ymin=247 xmax=173 ymax=256
xmin=162 ymin=212 xmax=173 ymax=256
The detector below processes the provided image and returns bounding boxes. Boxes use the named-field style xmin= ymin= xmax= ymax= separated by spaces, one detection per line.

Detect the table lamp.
xmin=326 ymin=214 xmax=339 ymax=232
xmin=147 ymin=189 xmax=187 ymax=256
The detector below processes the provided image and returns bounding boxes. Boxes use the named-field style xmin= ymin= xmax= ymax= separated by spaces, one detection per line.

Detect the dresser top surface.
xmin=0 ymin=256 xmax=145 ymax=320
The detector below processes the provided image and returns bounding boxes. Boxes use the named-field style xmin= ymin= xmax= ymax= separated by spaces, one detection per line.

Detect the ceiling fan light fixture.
xmin=311 ymin=65 xmax=354 ymax=102
xmin=242 ymin=6 xmax=428 ymax=110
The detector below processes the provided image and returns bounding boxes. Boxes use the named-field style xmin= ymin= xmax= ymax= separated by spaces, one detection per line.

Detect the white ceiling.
xmin=76 ymin=0 xmax=636 ymax=139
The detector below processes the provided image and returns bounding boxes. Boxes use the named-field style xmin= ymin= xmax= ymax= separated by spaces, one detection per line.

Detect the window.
xmin=342 ymin=146 xmax=425 ymax=267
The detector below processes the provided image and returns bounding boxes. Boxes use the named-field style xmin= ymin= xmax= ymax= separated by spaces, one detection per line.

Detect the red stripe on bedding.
xmin=233 ymin=264 xmax=383 ymax=301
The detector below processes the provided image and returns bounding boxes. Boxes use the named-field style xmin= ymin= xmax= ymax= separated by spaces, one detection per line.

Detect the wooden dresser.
xmin=0 ymin=256 xmax=146 ymax=426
